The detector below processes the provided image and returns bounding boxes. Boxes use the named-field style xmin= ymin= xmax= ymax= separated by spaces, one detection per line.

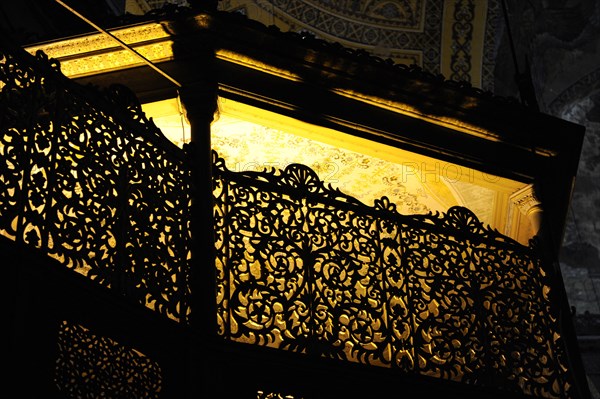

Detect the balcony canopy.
xmin=4 ymin=6 xmax=588 ymax=398
xmin=25 ymin=9 xmax=584 ymax=251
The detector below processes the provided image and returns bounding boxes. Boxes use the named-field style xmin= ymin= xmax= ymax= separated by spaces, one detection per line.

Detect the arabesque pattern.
xmin=213 ymin=152 xmax=573 ymax=398
xmin=0 ymin=41 xmax=193 ymax=322
xmin=0 ymin=32 xmax=580 ymax=399
xmin=55 ymin=320 xmax=162 ymax=398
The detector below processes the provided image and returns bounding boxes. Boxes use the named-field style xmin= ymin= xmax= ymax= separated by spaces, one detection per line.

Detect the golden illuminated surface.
xmin=142 ymin=98 xmax=191 ymax=147
xmin=213 ymin=98 xmax=530 ymax=233
xmin=144 ymin=97 xmax=533 ymax=241
xmin=0 ymin=95 xmax=535 ymax=247
xmin=26 ymin=23 xmax=174 ymax=79
xmin=212 ymin=113 xmax=438 ymax=215
xmin=23 ymin=17 xmax=542 ymax=153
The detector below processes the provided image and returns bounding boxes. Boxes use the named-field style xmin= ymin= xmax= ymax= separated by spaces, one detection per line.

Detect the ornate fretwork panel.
xmin=257 ymin=391 xmax=301 ymax=399
xmin=0 ymin=41 xmax=193 ymax=322
xmin=213 ymin=151 xmax=574 ymax=398
xmin=0 ymin=31 xmax=582 ymax=399
xmin=55 ymin=320 xmax=162 ymax=399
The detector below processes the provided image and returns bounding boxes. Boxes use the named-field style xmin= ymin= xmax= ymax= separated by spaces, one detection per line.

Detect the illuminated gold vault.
xmin=142 ymin=97 xmax=535 ymax=244
xmin=23 ymin=15 xmax=541 ymax=244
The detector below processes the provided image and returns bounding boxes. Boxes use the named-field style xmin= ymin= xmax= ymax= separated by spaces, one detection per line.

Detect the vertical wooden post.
xmin=179 ymin=79 xmax=219 ymax=398
xmin=181 ymin=83 xmax=218 ymax=333
xmin=166 ymin=9 xmax=220 ymax=394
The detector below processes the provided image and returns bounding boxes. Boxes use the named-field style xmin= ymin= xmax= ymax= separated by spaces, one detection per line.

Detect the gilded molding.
xmin=510 ymin=183 xmax=542 ymax=217
xmin=500 ymin=183 xmax=543 ymax=244
xmin=25 ymin=23 xmax=174 ymax=78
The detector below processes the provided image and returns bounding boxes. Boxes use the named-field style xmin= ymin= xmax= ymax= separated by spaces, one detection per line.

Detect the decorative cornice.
xmin=510 ymin=183 xmax=542 ymax=217
xmin=25 ymin=23 xmax=174 ymax=78
xmin=214 ymin=7 xmax=525 ymax=109
xmin=25 ymin=8 xmax=527 ymax=109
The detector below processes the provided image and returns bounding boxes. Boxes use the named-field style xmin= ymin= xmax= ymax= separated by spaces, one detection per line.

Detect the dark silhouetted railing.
xmin=0 ymin=35 xmax=582 ymax=398
xmin=213 ymin=151 xmax=574 ymax=398
xmin=0 ymin=38 xmax=193 ymax=324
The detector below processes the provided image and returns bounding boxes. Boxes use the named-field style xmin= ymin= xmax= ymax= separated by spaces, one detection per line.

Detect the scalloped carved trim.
xmin=212 ymin=150 xmax=526 ymax=248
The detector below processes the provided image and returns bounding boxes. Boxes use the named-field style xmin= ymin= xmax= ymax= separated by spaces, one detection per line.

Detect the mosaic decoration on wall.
xmin=254 ymin=0 xmax=440 ymax=73
xmin=213 ymin=150 xmax=574 ymax=398
xmin=449 ymin=0 xmax=475 ymax=83
xmin=481 ymin=0 xmax=500 ymax=92
xmin=219 ymin=0 xmax=500 ymax=91
xmin=55 ymin=321 xmax=162 ymax=399
xmin=282 ymin=0 xmax=427 ymax=30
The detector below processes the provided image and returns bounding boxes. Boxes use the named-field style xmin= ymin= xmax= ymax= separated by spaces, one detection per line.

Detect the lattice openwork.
xmin=0 ymin=33 xmax=581 ymax=399
xmin=0 ymin=41 xmax=193 ymax=322
xmin=257 ymin=391 xmax=301 ymax=399
xmin=55 ymin=320 xmax=162 ymax=399
xmin=213 ymin=151 xmax=574 ymax=398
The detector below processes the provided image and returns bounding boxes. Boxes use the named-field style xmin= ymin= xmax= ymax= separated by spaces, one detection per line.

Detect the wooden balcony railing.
xmin=0 ymin=38 xmax=194 ymax=323
xmin=212 ymin=151 xmax=574 ymax=398
xmin=0 ymin=34 xmax=584 ymax=398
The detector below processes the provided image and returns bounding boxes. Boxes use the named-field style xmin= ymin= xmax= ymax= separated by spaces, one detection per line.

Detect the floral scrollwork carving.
xmin=55 ymin=321 xmax=162 ymax=398
xmin=1 ymin=39 xmax=193 ymax=323
xmin=374 ymin=196 xmax=397 ymax=212
xmin=442 ymin=206 xmax=486 ymax=234
xmin=213 ymin=153 xmax=574 ymax=397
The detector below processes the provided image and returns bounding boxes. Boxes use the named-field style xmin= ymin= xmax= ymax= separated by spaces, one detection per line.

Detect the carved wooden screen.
xmin=55 ymin=320 xmax=163 ymax=398
xmin=213 ymin=151 xmax=574 ymax=398
xmin=0 ymin=44 xmax=193 ymax=323
xmin=0 ymin=35 xmax=581 ymax=398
